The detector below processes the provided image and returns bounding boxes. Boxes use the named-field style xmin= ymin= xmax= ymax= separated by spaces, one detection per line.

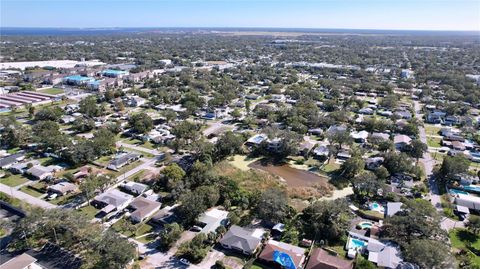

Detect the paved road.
xmin=414 ymin=101 xmax=465 ymax=230
xmin=202 ymin=121 xmax=229 ymax=137
xmin=0 ymin=183 xmax=56 ymax=209
xmin=414 ymin=101 xmax=442 ymax=211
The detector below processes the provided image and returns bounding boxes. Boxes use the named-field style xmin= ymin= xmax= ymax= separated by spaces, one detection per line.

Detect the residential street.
xmin=0 ymin=183 xmax=56 ymax=209
xmin=414 ymin=101 xmax=465 ymax=230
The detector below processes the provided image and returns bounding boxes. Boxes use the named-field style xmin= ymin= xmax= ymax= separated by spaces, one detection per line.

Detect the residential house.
xmin=350 ymin=130 xmax=369 ymax=143
xmin=219 ymin=225 xmax=264 ymax=255
xmin=150 ymin=205 xmax=178 ymax=225
xmin=246 ymin=134 xmax=268 ymax=147
xmin=26 ymin=165 xmax=54 ymax=180
xmin=129 ymin=197 xmax=161 ymax=223
xmin=123 ymin=96 xmax=146 ymax=107
xmin=313 ymin=145 xmax=329 ymax=159
xmin=305 ymin=248 xmax=353 ymax=269
xmin=107 ymin=153 xmax=141 ymax=171
xmin=0 ymin=153 xmax=25 ymax=169
xmin=196 ymin=208 xmax=229 ymax=234
xmin=454 ymin=194 xmax=480 ymax=210
xmin=121 ymin=181 xmax=149 ymax=195
xmin=0 ymin=252 xmax=41 ymax=269
xmin=258 ymin=240 xmax=306 ymax=269
xmin=92 ymin=189 xmax=134 ymax=212
xmin=444 ymin=115 xmax=460 ymax=126
xmin=385 ymin=202 xmax=403 ymax=217
xmin=426 ymin=111 xmax=446 ymax=124
xmin=365 ymin=157 xmax=384 ymax=170
xmin=393 ymin=135 xmax=412 ymax=151
xmin=394 ymin=110 xmax=412 ymax=120
xmin=48 ymin=182 xmax=78 ymax=196
xmin=358 ymin=108 xmax=374 ymax=115
xmin=367 ymin=240 xmax=403 ymax=269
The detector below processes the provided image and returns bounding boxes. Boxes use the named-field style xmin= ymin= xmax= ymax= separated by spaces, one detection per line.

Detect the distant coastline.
xmin=1 ymin=27 xmax=479 ymax=36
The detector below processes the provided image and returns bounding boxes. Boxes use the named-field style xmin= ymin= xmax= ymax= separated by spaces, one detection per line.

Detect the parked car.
xmin=179 ymin=258 xmax=190 ymax=266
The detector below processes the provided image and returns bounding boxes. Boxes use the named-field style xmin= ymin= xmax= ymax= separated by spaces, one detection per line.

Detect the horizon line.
xmin=1 ymin=26 xmax=479 ymax=32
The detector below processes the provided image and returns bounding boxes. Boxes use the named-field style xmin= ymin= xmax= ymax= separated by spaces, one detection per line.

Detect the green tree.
xmin=157 ymin=222 xmax=183 ymax=251
xmin=300 ymin=199 xmax=352 ymax=243
xmin=159 ymin=163 xmax=186 ymax=191
xmin=404 ymin=239 xmax=455 ymax=269
xmin=129 ymin=113 xmax=153 ymax=134
xmin=255 ymin=188 xmax=289 ymax=224
xmin=79 ymin=96 xmax=101 ymax=117
xmin=407 ymin=139 xmax=428 ymax=162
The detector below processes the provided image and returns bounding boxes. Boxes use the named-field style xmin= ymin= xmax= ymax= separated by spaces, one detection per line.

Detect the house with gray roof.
xmin=0 ymin=152 xmax=25 ymax=169
xmin=107 ymin=153 xmax=141 ymax=171
xmin=48 ymin=182 xmax=78 ymax=196
xmin=26 ymin=165 xmax=54 ymax=180
xmin=92 ymin=189 xmax=134 ymax=211
xmin=386 ymin=202 xmax=403 ymax=217
xmin=129 ymin=197 xmax=161 ymax=223
xmin=219 ymin=225 xmax=264 ymax=255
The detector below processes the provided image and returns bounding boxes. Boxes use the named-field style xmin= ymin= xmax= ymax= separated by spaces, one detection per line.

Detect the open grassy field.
xmin=227 ymin=154 xmax=259 ymax=171
xmin=39 ymin=88 xmax=65 ymax=95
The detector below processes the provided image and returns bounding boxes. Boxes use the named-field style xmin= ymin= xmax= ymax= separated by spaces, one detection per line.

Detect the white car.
xmin=47 ymin=193 xmax=58 ymax=200
xmin=179 ymin=258 xmax=190 ymax=266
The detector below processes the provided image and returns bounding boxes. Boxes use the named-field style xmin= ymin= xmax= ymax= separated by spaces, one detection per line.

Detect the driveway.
xmin=139 ymin=231 xmax=201 ymax=269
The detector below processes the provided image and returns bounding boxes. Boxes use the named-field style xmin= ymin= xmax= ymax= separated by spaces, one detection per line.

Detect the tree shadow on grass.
xmin=457 ymin=229 xmax=477 ymax=245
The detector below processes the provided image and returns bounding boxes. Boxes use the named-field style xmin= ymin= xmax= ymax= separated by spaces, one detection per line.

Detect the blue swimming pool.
xmin=369 ymin=202 xmax=384 ymax=212
xmin=449 ymin=189 xmax=469 ymax=195
xmin=463 ymin=185 xmax=480 ymax=193
xmin=347 ymin=238 xmax=368 ymax=250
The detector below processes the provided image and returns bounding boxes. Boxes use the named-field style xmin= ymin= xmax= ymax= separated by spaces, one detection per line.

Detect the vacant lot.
xmin=449 ymin=228 xmax=480 ymax=265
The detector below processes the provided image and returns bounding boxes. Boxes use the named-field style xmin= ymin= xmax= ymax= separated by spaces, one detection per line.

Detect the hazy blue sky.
xmin=1 ymin=0 xmax=479 ymax=31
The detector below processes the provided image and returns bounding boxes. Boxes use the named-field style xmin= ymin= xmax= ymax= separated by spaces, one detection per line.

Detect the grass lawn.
xmin=424 ymin=124 xmax=442 ymax=135
xmin=39 ymin=88 xmax=65 ymax=95
xmin=49 ymin=192 xmax=80 ymax=205
xmin=327 ymin=245 xmax=348 ymax=259
xmin=321 ymin=162 xmax=340 ymax=173
xmin=427 ymin=137 xmax=442 ymax=148
xmin=112 ymin=160 xmax=144 ymax=178
xmin=78 ymin=205 xmax=98 ymax=219
xmin=6 ymin=147 xmax=21 ymax=154
xmin=128 ymin=170 xmax=146 ymax=182
xmin=0 ymin=174 xmax=29 ymax=187
xmin=19 ymin=186 xmax=44 ymax=197
xmin=112 ymin=218 xmax=153 ymax=238
xmin=449 ymin=228 xmax=480 ymax=265
xmin=228 ymin=154 xmax=259 ymax=171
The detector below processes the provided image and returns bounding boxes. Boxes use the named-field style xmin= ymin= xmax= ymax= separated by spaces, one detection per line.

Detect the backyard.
xmin=449 ymin=228 xmax=480 ymax=265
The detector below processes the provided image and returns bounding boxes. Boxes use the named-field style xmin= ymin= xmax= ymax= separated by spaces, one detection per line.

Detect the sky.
xmin=1 ymin=0 xmax=479 ymax=31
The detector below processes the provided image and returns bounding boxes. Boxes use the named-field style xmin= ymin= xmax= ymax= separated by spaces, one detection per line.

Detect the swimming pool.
xmin=347 ymin=237 xmax=368 ymax=250
xmin=450 ymin=189 xmax=469 ymax=195
xmin=358 ymin=222 xmax=373 ymax=229
xmin=463 ymin=185 xmax=480 ymax=193
xmin=369 ymin=202 xmax=384 ymax=212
